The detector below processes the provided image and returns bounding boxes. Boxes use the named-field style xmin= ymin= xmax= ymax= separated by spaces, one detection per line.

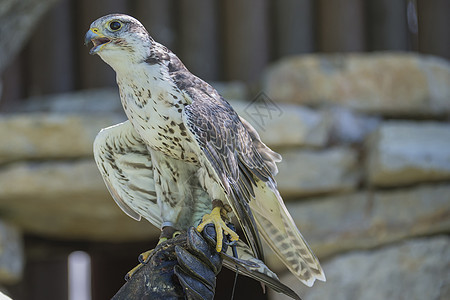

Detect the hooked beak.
xmin=84 ymin=28 xmax=111 ymax=55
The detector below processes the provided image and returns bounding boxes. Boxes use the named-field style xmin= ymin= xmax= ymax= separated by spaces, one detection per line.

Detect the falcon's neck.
xmin=114 ymin=55 xmax=188 ymax=119
xmin=97 ymin=34 xmax=153 ymax=73
xmin=110 ymin=45 xmax=173 ymax=83
xmin=108 ymin=43 xmax=191 ymax=119
xmin=115 ymin=60 xmax=168 ymax=83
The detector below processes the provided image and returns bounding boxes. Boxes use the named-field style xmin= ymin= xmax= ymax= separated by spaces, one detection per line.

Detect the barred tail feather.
xmin=250 ymin=181 xmax=326 ymax=287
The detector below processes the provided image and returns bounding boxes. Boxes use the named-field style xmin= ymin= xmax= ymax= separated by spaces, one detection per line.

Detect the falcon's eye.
xmin=109 ymin=21 xmax=122 ymax=31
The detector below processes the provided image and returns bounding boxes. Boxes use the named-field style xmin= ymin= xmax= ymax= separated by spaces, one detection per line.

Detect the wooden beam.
xmin=179 ymin=0 xmax=220 ymax=80
xmin=222 ymin=0 xmax=270 ymax=82
xmin=317 ymin=0 xmax=366 ymax=52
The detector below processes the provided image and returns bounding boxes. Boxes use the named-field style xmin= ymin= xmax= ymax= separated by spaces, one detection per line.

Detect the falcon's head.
xmin=85 ymin=14 xmax=153 ymax=68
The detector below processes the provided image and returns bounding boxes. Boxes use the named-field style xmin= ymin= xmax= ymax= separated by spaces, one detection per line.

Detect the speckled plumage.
xmin=88 ymin=14 xmax=325 ymax=289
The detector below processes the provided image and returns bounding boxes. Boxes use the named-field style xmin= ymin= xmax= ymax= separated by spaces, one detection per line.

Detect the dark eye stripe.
xmin=109 ymin=21 xmax=121 ymax=31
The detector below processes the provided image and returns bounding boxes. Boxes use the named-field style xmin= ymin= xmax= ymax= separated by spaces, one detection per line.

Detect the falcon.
xmin=85 ymin=13 xmax=325 ymax=291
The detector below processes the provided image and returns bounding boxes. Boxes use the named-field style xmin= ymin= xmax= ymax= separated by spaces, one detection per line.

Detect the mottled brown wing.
xmin=183 ymin=96 xmax=276 ymax=261
xmin=167 ymin=51 xmax=273 ymax=261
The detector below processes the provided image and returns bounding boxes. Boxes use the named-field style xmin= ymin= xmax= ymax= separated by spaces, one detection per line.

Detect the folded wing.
xmin=93 ymin=120 xmax=162 ymax=226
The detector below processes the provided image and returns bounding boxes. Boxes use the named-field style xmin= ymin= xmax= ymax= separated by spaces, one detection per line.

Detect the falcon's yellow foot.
xmin=125 ymin=263 xmax=143 ymax=281
xmin=197 ymin=200 xmax=239 ymax=252
xmin=138 ymin=249 xmax=154 ymax=264
xmin=125 ymin=227 xmax=180 ymax=281
xmin=125 ymin=249 xmax=154 ymax=281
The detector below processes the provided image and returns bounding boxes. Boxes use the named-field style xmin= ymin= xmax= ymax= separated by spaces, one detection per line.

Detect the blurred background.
xmin=0 ymin=0 xmax=449 ymax=299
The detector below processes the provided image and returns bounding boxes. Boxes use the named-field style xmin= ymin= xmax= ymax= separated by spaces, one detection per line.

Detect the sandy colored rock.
xmin=276 ymin=147 xmax=359 ymax=197
xmin=0 ymin=160 xmax=159 ymax=242
xmin=327 ymin=106 xmax=380 ymax=144
xmin=264 ymin=53 xmax=450 ymax=116
xmin=0 ymin=113 xmax=125 ymax=163
xmin=231 ymin=100 xmax=331 ymax=148
xmin=367 ymin=121 xmax=450 ymax=187
xmin=271 ymin=236 xmax=450 ymax=300
xmin=18 ymin=89 xmax=123 ymax=113
xmin=264 ymin=184 xmax=450 ymax=271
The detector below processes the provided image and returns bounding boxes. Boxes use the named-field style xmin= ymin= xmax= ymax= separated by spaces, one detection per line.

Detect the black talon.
xmin=138 ymin=254 xmax=146 ymax=264
xmin=229 ymin=241 xmax=239 ymax=259
xmin=224 ymin=223 xmax=239 ymax=258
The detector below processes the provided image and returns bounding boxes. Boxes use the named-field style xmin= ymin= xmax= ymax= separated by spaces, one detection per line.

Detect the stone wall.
xmin=0 ymin=53 xmax=449 ymax=298
xmin=262 ymin=53 xmax=450 ymax=300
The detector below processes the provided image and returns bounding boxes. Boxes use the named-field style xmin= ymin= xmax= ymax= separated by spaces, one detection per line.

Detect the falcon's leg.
xmin=139 ymin=226 xmax=181 ymax=264
xmin=158 ymin=225 xmax=182 ymax=244
xmin=125 ymin=226 xmax=181 ymax=281
xmin=196 ymin=199 xmax=239 ymax=252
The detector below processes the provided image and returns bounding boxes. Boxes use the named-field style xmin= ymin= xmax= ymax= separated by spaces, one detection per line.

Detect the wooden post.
xmin=222 ymin=0 xmax=270 ymax=83
xmin=272 ymin=0 xmax=315 ymax=57
xmin=0 ymin=56 xmax=24 ymax=112
xmin=178 ymin=0 xmax=220 ymax=81
xmin=133 ymin=0 xmax=176 ymax=51
xmin=366 ymin=0 xmax=408 ymax=51
xmin=417 ymin=0 xmax=450 ymax=60
xmin=7 ymin=237 xmax=71 ymax=300
xmin=27 ymin=0 xmax=75 ymax=96
xmin=317 ymin=0 xmax=366 ymax=52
